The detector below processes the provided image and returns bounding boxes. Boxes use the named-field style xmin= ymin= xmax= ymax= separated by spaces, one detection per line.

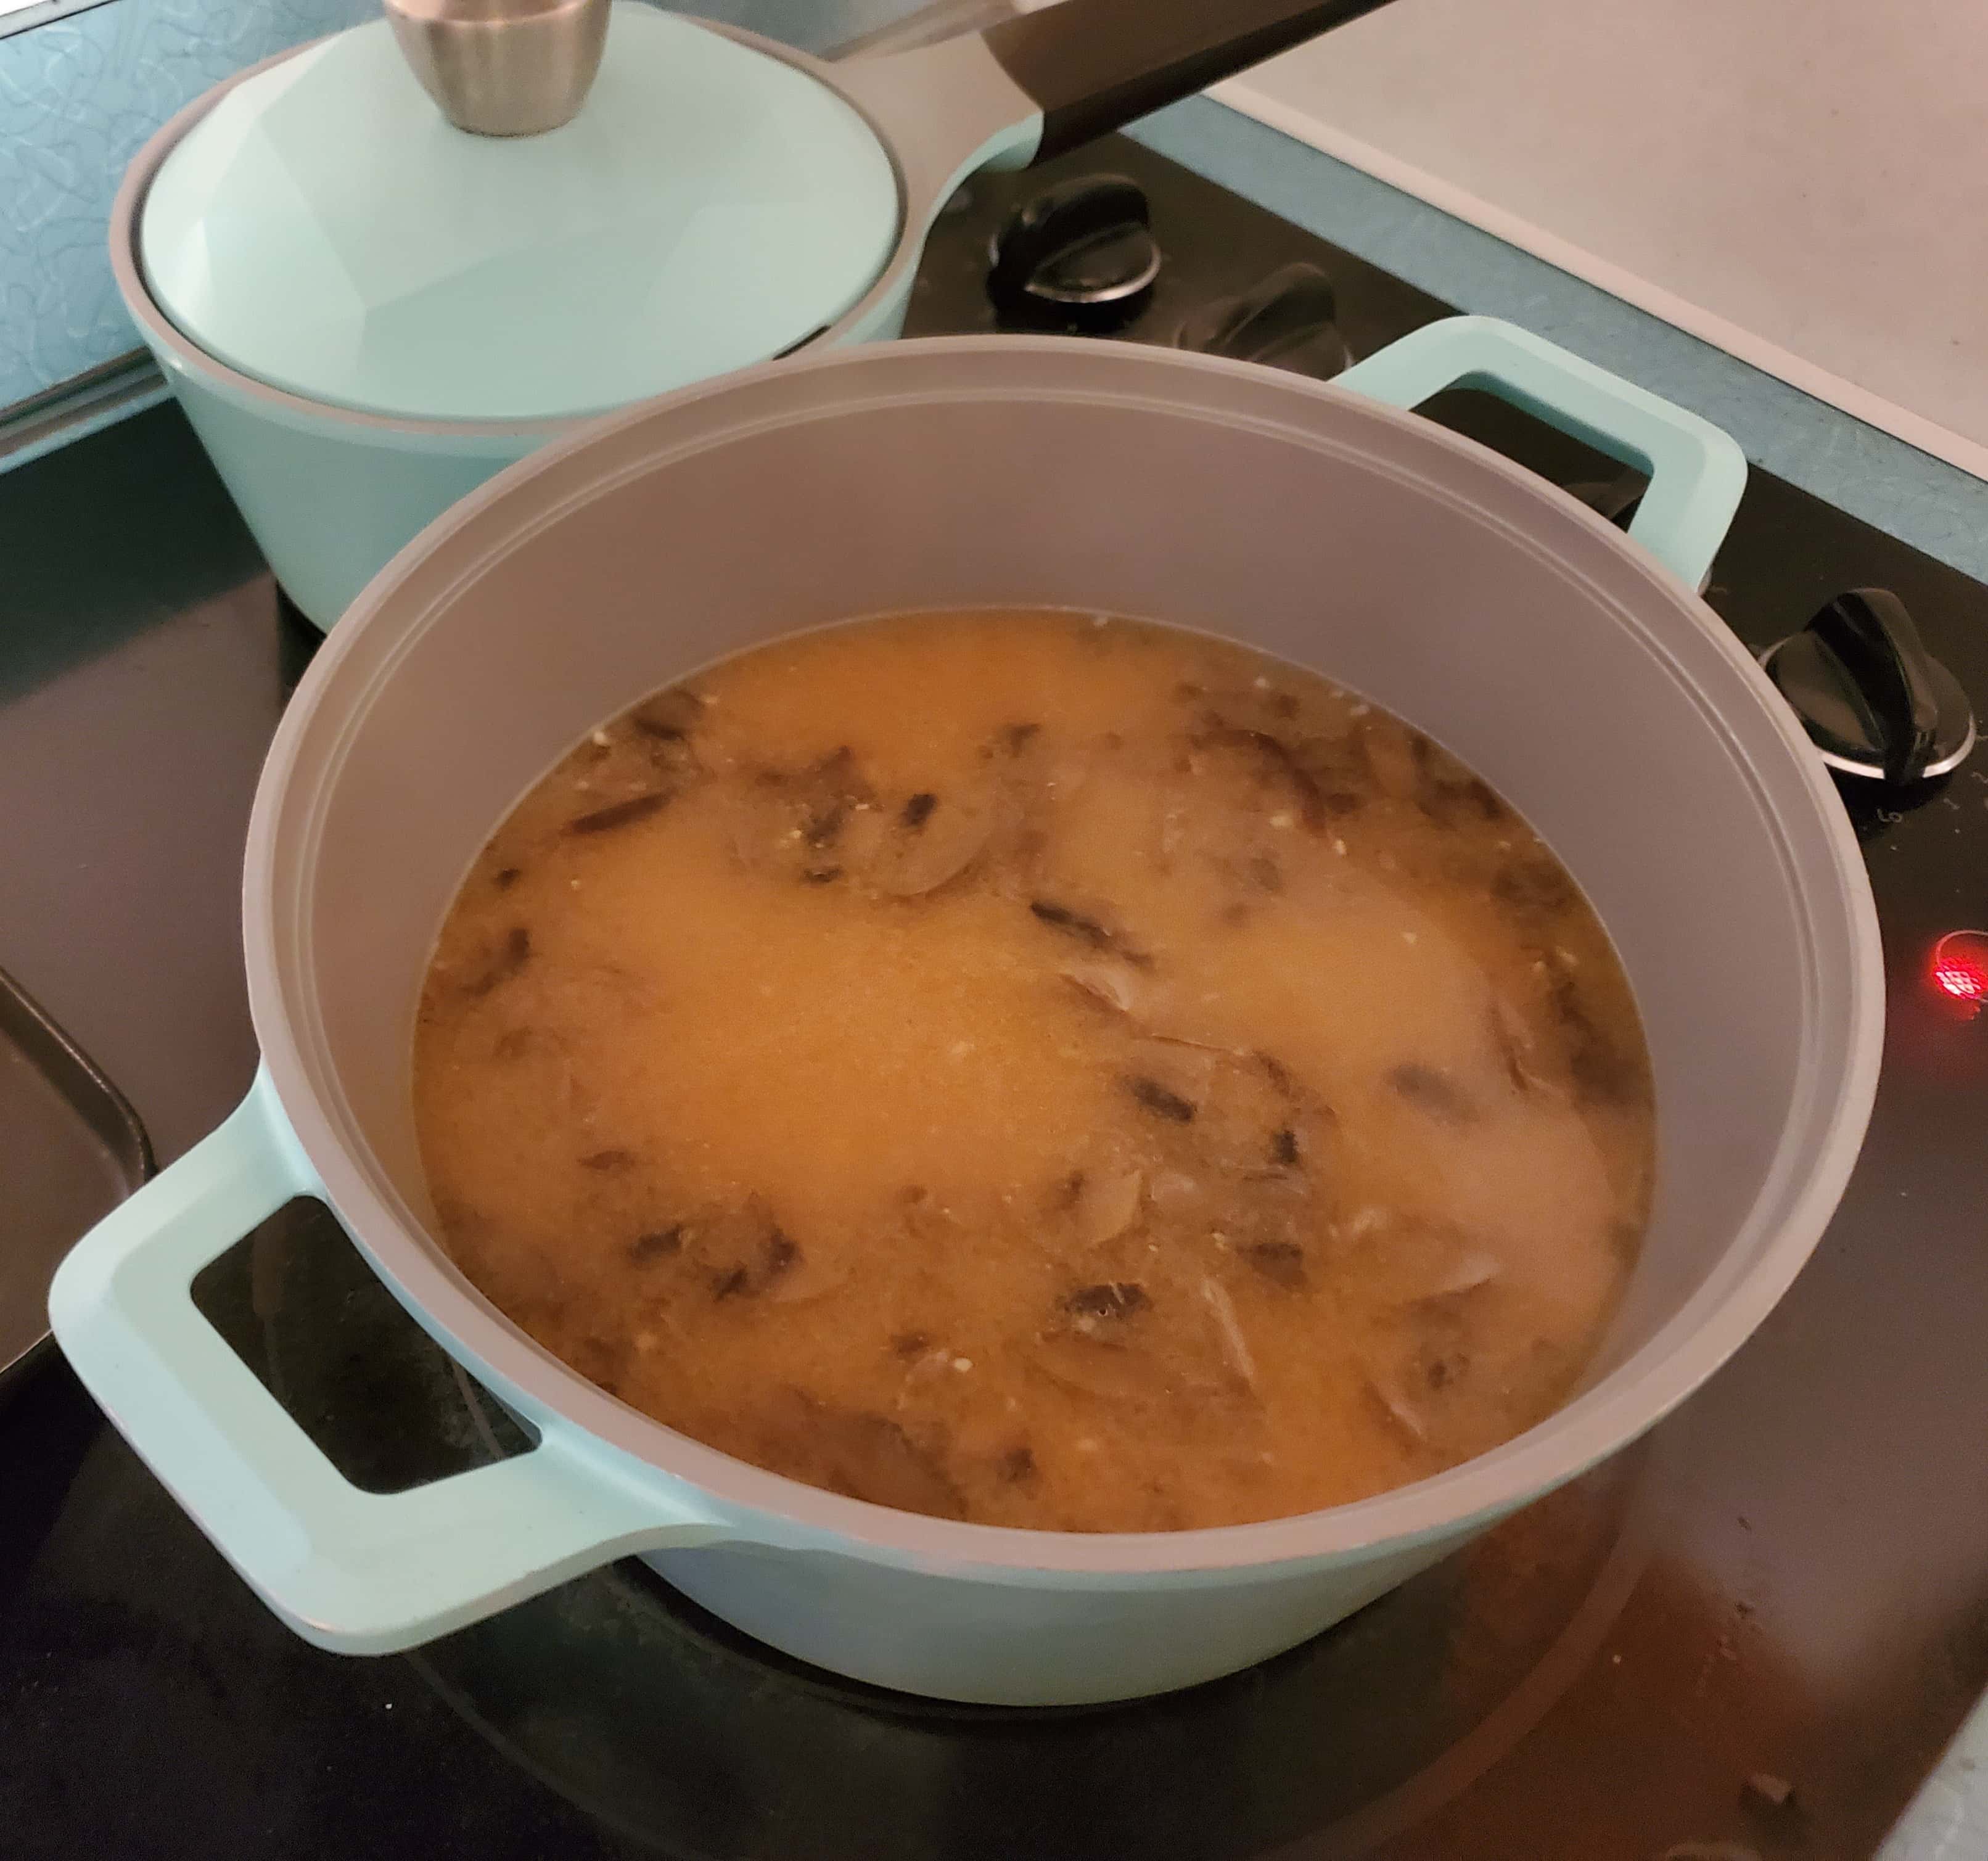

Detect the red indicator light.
xmin=1930 ymin=930 xmax=1988 ymax=1011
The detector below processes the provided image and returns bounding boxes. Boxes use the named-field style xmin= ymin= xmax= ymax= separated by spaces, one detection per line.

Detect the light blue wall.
xmin=0 ymin=0 xmax=913 ymax=413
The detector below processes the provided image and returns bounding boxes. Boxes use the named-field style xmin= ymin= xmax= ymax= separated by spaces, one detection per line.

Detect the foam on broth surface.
xmin=414 ymin=612 xmax=1652 ymax=1532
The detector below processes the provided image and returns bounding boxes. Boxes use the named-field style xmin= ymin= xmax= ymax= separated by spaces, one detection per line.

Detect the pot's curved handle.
xmin=977 ymin=0 xmax=1399 ymax=165
xmin=48 ymin=1070 xmax=722 ymax=1654
xmin=838 ymin=1 xmax=1397 ymax=195
xmin=1336 ymin=316 xmax=1748 ymax=593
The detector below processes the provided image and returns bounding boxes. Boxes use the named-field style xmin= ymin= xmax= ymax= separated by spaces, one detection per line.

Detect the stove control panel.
xmin=960 ymin=157 xmax=1986 ymax=826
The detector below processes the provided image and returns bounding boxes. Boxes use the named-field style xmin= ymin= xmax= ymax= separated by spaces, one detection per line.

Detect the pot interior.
xmin=258 ymin=340 xmax=1871 ymax=1510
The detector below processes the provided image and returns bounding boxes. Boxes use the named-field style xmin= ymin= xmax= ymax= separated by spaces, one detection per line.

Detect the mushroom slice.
xmin=1489 ymin=992 xmax=1555 ymax=1095
xmin=1061 ymin=963 xmax=1141 ymax=1017
xmin=1419 ymin=1250 xmax=1503 ymax=1302
xmin=1356 ymin=716 xmax=1424 ymax=805
xmin=755 ymin=1392 xmax=967 ymax=1519
xmin=1062 ymin=1165 xmax=1146 ymax=1250
xmin=871 ymin=792 xmax=998 ymax=897
xmin=1201 ymin=1278 xmax=1259 ymax=1394
xmin=1363 ymin=1371 xmax=1431 ymax=1444
xmin=1027 ymin=1331 xmax=1165 ymax=1407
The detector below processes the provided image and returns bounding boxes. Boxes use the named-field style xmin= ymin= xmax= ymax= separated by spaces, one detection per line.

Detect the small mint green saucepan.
xmin=51 ymin=325 xmax=1881 ymax=1704
xmin=113 ymin=0 xmax=1398 ymax=630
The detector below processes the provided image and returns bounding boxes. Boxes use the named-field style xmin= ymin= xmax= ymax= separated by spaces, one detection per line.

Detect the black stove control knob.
xmin=988 ymin=175 xmax=1159 ymax=327
xmin=1762 ymin=588 xmax=1976 ymax=786
xmin=1173 ymin=263 xmax=1350 ymax=379
xmin=1566 ymin=465 xmax=1646 ymax=530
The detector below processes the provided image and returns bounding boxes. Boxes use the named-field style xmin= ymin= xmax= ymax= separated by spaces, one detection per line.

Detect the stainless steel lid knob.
xmin=385 ymin=0 xmax=609 ymax=138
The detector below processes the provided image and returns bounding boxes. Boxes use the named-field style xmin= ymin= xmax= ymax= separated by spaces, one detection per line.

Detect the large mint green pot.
xmin=50 ymin=327 xmax=1881 ymax=1704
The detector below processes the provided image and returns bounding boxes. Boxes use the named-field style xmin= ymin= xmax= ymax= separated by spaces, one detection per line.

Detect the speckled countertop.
xmin=1129 ymin=93 xmax=1988 ymax=1861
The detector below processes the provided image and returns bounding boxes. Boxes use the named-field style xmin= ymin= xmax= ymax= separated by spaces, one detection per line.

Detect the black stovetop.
xmin=3 ymin=134 xmax=1986 ymax=1861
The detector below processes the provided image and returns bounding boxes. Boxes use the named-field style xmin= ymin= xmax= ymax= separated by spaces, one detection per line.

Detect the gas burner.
xmin=1761 ymin=588 xmax=1977 ymax=785
xmin=987 ymin=174 xmax=1159 ymax=331
xmin=1174 ymin=261 xmax=1350 ymax=379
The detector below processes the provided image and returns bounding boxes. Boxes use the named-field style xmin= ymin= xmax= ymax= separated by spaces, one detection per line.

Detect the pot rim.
xmin=244 ymin=334 xmax=1885 ymax=1580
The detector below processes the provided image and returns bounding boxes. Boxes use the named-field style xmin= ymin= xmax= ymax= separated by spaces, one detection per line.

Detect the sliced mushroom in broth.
xmin=413 ymin=610 xmax=1653 ymax=1533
